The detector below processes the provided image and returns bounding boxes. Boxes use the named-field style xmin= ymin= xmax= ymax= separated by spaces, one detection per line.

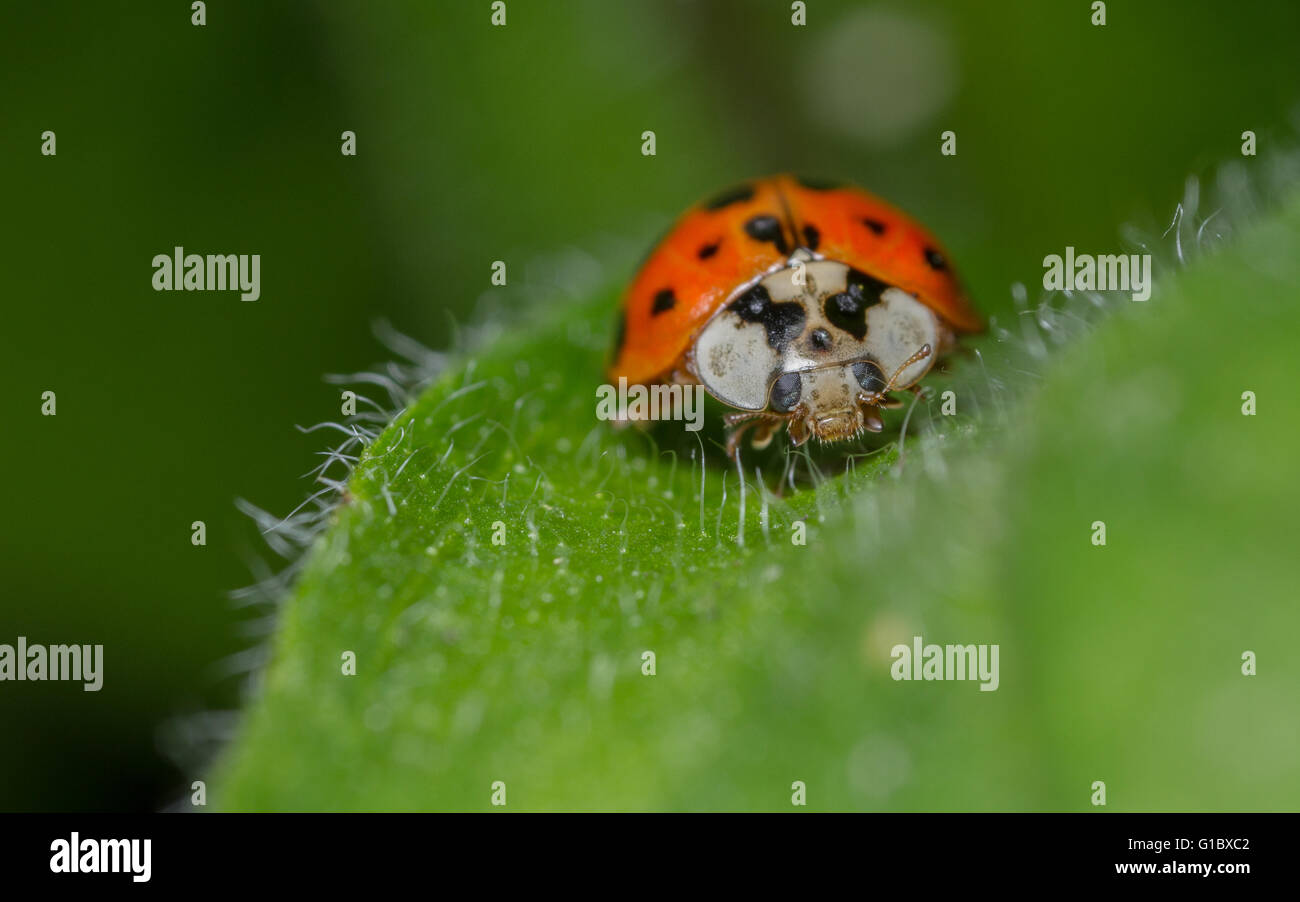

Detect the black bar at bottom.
xmin=0 ymin=812 xmax=1288 ymax=888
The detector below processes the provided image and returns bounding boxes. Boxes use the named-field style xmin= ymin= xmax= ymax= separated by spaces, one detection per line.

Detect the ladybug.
xmin=608 ymin=175 xmax=982 ymax=456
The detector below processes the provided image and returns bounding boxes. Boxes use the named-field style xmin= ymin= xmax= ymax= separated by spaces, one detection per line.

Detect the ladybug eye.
xmin=770 ymin=372 xmax=803 ymax=412
xmin=853 ymin=361 xmax=886 ymax=394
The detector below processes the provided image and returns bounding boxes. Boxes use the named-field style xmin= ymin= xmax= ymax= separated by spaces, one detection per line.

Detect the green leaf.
xmin=213 ymin=195 xmax=1300 ymax=811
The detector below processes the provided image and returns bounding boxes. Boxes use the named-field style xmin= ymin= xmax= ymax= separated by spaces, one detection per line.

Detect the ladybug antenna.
xmin=876 ymin=343 xmax=933 ymax=399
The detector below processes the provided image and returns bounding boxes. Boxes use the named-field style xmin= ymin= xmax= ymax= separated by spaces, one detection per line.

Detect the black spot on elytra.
xmin=744 ymin=214 xmax=789 ymax=255
xmin=862 ymin=218 xmax=887 ymax=236
xmin=796 ymin=176 xmax=842 ymax=191
xmin=705 ymin=183 xmax=755 ymax=210
xmin=770 ymin=372 xmax=802 ymax=412
xmin=697 ymin=240 xmax=720 ymax=260
xmin=924 ymin=247 xmax=947 ymax=270
xmin=651 ymin=288 xmax=676 ymax=315
xmin=802 ymin=224 xmax=820 ymax=251
xmin=853 ymin=360 xmax=886 ymax=395
xmin=730 ymin=283 xmax=805 ymax=352
xmin=809 ymin=328 xmax=832 ymax=352
xmin=824 ymin=267 xmax=886 ymax=341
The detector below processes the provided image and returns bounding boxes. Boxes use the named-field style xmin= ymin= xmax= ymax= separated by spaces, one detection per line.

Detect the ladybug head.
xmin=769 ymin=360 xmax=891 ymax=445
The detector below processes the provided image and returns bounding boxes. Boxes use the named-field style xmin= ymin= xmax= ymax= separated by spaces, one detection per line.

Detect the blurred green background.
xmin=2 ymin=0 xmax=1298 ymax=811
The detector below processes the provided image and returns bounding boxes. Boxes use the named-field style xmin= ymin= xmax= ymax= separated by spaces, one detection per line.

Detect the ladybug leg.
xmin=724 ymin=412 xmax=789 ymax=459
xmin=749 ymin=417 xmax=782 ymax=450
xmin=723 ymin=411 xmax=764 ymax=459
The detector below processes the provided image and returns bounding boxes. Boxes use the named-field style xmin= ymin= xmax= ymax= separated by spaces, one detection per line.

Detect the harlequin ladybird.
xmin=608 ymin=174 xmax=982 ymax=457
